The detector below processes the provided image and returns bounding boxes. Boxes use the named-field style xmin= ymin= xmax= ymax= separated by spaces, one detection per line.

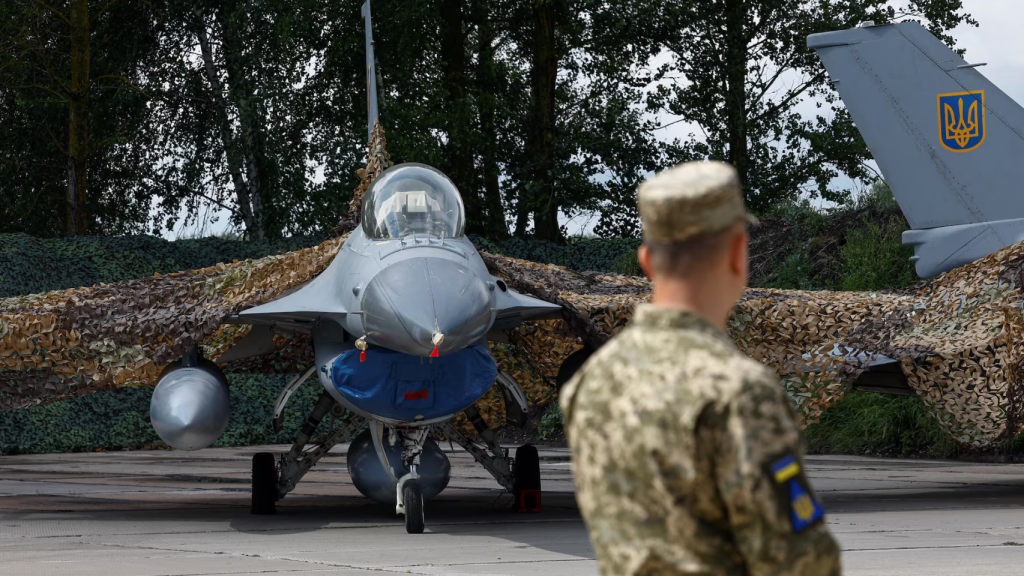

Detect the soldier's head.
xmin=636 ymin=161 xmax=754 ymax=328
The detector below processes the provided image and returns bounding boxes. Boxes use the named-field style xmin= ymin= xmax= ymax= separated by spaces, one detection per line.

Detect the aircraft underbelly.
xmin=326 ymin=345 xmax=497 ymax=423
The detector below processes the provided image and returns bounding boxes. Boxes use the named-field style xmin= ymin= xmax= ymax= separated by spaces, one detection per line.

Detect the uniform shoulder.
xmin=565 ymin=322 xmax=777 ymax=400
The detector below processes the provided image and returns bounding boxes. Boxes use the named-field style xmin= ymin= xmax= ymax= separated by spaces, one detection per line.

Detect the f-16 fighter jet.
xmin=149 ymin=160 xmax=562 ymax=533
xmin=146 ymin=0 xmax=561 ymax=534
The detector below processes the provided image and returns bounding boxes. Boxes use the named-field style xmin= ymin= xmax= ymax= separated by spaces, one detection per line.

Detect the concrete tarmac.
xmin=1 ymin=446 xmax=1023 ymax=575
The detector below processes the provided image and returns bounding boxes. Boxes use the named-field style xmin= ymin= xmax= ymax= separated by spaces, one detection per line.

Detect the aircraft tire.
xmin=251 ymin=452 xmax=278 ymax=515
xmin=403 ymin=481 xmax=425 ymax=534
xmin=513 ymin=444 xmax=542 ymax=512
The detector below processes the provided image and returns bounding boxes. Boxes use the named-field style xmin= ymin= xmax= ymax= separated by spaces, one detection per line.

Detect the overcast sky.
xmin=165 ymin=0 xmax=1022 ymax=240
xmin=948 ymin=0 xmax=1024 ymax=99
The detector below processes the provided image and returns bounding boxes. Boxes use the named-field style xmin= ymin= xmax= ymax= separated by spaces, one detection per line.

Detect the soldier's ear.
xmin=638 ymin=244 xmax=654 ymax=281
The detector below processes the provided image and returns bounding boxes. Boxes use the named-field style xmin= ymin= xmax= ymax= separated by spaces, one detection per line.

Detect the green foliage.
xmin=856 ymin=180 xmax=902 ymax=213
xmin=0 ymin=0 xmax=977 ymax=242
xmin=0 ymin=373 xmax=345 ymax=454
xmin=537 ymin=402 xmax=563 ymax=441
xmin=611 ymin=248 xmax=643 ymax=276
xmin=471 ymin=235 xmax=642 ymax=273
xmin=801 ymin=390 xmax=1024 ymax=459
xmin=1 ymin=0 xmax=166 ymax=237
xmin=0 ymin=233 xmax=322 ymax=297
xmin=650 ymin=1 xmax=975 ymax=214
xmin=768 ymin=244 xmax=827 ymax=291
xmin=803 ymin=391 xmax=959 ymax=457
xmin=840 ymin=219 xmax=917 ymax=291
xmin=753 ymin=182 xmax=916 ymax=292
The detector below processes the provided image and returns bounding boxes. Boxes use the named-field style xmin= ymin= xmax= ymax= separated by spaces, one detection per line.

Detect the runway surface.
xmin=2 ymin=446 xmax=1023 ymax=575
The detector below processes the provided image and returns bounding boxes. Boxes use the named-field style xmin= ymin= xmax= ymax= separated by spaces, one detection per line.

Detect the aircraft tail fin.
xmin=808 ymin=22 xmax=1024 ymax=277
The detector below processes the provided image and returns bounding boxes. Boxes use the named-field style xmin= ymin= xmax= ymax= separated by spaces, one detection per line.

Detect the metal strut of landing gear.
xmin=251 ymin=390 xmax=367 ymax=515
xmin=438 ymin=406 xmax=543 ymax=512
xmin=394 ymin=427 xmax=428 ymax=534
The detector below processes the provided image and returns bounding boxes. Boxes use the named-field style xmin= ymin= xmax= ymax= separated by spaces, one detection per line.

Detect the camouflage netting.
xmin=481 ymin=243 xmax=1024 ymax=449
xmin=2 ymin=122 xmax=1022 ymax=449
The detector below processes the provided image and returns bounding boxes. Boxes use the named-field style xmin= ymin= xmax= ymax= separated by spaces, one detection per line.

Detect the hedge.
xmin=0 ymin=233 xmax=643 ymax=300
xmin=0 ymin=373 xmax=348 ymax=454
xmin=470 ymin=235 xmax=640 ymax=273
xmin=0 ymin=233 xmax=324 ymax=298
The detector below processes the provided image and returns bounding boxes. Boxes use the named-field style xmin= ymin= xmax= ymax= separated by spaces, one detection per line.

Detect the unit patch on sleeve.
xmin=768 ymin=454 xmax=825 ymax=533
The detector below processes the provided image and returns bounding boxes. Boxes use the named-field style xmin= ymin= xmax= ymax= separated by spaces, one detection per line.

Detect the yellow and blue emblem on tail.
xmin=938 ymin=91 xmax=985 ymax=152
xmin=770 ymin=454 xmax=825 ymax=532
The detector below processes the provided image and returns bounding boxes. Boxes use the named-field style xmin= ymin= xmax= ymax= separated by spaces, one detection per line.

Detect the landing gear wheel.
xmin=514 ymin=444 xmax=542 ymax=512
xmin=251 ymin=452 xmax=278 ymax=515
xmin=403 ymin=480 xmax=425 ymax=534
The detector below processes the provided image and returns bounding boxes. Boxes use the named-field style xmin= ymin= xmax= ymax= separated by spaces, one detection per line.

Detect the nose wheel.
xmin=401 ymin=479 xmax=425 ymax=534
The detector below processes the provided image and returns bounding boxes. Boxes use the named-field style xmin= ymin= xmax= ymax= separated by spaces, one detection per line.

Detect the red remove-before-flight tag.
xmin=430 ymin=345 xmax=439 ymax=358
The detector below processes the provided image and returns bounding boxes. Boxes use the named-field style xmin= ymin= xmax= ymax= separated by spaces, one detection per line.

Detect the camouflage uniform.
xmin=560 ymin=161 xmax=841 ymax=575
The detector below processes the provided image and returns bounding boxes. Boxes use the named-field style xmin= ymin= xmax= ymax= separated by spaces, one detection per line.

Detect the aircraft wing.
xmin=492 ymin=285 xmax=563 ymax=331
xmin=808 ymin=22 xmax=1024 ymax=277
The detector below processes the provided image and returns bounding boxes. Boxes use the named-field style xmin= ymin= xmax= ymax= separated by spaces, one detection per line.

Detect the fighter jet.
xmin=808 ymin=21 xmax=1024 ymax=278
xmin=147 ymin=1 xmax=561 ymax=534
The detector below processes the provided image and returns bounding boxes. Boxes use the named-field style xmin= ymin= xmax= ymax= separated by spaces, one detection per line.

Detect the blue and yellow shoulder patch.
xmin=769 ymin=454 xmax=824 ymax=533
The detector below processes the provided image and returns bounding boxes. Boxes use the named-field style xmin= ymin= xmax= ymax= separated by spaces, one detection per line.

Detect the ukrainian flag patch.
xmin=769 ymin=453 xmax=825 ymax=533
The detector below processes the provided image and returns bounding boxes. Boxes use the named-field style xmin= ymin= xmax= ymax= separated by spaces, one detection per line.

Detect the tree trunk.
xmin=193 ymin=9 xmax=261 ymax=239
xmin=66 ymin=0 xmax=90 ymax=235
xmin=473 ymin=0 xmax=508 ymax=239
xmin=441 ymin=0 xmax=478 ymax=234
xmin=514 ymin=203 xmax=530 ymax=238
xmin=530 ymin=1 xmax=560 ymax=242
xmin=216 ymin=6 xmax=265 ymax=240
xmin=724 ymin=0 xmax=748 ymax=187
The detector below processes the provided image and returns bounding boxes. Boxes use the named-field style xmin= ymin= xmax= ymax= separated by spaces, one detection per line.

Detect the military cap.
xmin=638 ymin=161 xmax=756 ymax=243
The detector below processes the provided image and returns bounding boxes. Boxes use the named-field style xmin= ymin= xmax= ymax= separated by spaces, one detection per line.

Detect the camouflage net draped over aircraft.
xmin=2 ymin=123 xmax=1023 ymax=448
xmin=487 ymin=246 xmax=1024 ymax=448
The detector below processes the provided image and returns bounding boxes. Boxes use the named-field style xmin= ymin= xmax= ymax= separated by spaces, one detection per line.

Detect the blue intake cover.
xmin=329 ymin=345 xmax=497 ymax=422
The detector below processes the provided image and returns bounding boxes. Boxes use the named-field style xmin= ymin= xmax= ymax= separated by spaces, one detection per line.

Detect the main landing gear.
xmin=249 ymin=389 xmax=544 ymax=532
xmin=250 ymin=391 xmax=367 ymax=516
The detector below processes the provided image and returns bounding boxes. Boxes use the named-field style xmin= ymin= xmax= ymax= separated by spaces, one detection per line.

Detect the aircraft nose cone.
xmin=361 ymin=257 xmax=493 ymax=356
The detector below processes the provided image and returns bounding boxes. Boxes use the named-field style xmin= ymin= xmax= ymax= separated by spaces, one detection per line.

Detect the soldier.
xmin=560 ymin=161 xmax=841 ymax=575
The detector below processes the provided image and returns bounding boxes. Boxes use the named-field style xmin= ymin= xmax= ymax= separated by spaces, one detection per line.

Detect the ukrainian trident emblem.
xmin=938 ymin=91 xmax=986 ymax=152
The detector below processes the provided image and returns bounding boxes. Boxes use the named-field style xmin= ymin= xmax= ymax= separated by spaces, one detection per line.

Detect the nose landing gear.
xmin=394 ymin=428 xmax=429 ymax=534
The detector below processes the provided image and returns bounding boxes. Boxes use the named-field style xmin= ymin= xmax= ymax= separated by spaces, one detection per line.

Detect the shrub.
xmin=840 ymin=217 xmax=916 ymax=291
xmin=471 ymin=235 xmax=641 ymax=273
xmin=537 ymin=402 xmax=564 ymax=440
xmin=0 ymin=374 xmax=341 ymax=454
xmin=0 ymin=233 xmax=323 ymax=297
xmin=802 ymin=391 xmax=958 ymax=457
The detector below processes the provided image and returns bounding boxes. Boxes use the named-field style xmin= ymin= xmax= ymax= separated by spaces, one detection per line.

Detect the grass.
xmin=537 ymin=403 xmax=564 ymax=440
xmin=840 ymin=217 xmax=916 ymax=291
xmin=803 ymin=391 xmax=960 ymax=458
xmin=611 ymin=249 xmax=642 ymax=276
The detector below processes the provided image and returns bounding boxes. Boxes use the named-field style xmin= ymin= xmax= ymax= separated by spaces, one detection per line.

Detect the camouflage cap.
xmin=638 ymin=161 xmax=756 ymax=243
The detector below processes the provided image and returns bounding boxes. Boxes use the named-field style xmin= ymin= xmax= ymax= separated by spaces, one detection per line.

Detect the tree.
xmin=149 ymin=0 xmax=358 ymax=240
xmin=0 ymin=0 xmax=163 ymax=237
xmin=650 ymin=0 xmax=977 ymax=215
xmin=499 ymin=0 xmax=672 ymax=241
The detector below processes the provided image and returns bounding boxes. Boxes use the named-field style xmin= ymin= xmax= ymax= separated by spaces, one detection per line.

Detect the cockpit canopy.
xmin=361 ymin=163 xmax=466 ymax=240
